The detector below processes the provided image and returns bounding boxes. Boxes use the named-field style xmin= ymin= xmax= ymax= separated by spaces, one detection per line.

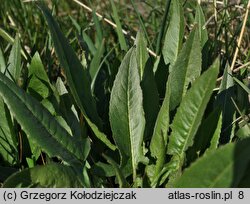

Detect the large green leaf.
xmin=167 ymin=61 xmax=219 ymax=157
xmin=109 ymin=48 xmax=146 ymax=180
xmin=0 ymin=72 xmax=88 ymax=167
xmin=27 ymin=53 xmax=80 ymax=157
xmin=149 ymin=79 xmax=170 ymax=182
xmin=39 ymin=4 xmax=116 ymax=150
xmin=169 ymin=28 xmax=202 ymax=111
xmin=175 ymin=138 xmax=250 ymax=187
xmin=186 ymin=61 xmax=221 ymax=161
xmin=3 ymin=163 xmax=83 ymax=187
xmin=162 ymin=0 xmax=184 ymax=67
xmin=38 ymin=4 xmax=101 ymax=128
xmin=136 ymin=32 xmax=159 ymax=140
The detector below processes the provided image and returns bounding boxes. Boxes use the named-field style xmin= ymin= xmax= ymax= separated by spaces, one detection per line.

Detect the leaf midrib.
xmin=127 ymin=53 xmax=136 ymax=176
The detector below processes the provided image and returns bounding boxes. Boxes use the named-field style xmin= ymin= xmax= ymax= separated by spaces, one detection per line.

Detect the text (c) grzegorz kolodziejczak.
xmin=19 ymin=190 xmax=136 ymax=202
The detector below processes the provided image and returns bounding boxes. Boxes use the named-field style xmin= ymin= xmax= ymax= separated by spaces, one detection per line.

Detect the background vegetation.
xmin=0 ymin=0 xmax=249 ymax=187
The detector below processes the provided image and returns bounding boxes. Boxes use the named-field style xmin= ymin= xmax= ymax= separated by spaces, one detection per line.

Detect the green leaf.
xmin=38 ymin=4 xmax=101 ymax=128
xmin=28 ymin=52 xmax=49 ymax=82
xmin=162 ymin=0 xmax=184 ymax=66
xmin=141 ymin=60 xmax=159 ymax=141
xmin=109 ymin=48 xmax=146 ymax=180
xmin=169 ymin=28 xmax=202 ymax=110
xmin=27 ymin=77 xmax=50 ymax=100
xmin=110 ymin=0 xmax=128 ymax=51
xmin=69 ymin=16 xmax=81 ymax=33
xmin=0 ymin=67 xmax=18 ymax=165
xmin=89 ymin=39 xmax=105 ymax=88
xmin=0 ymin=72 xmax=87 ymax=167
xmin=0 ymin=28 xmax=27 ymax=60
xmin=194 ymin=3 xmax=208 ymax=48
xmin=0 ymin=27 xmax=15 ymax=44
xmin=82 ymin=31 xmax=97 ymax=55
xmin=6 ymin=35 xmax=21 ymax=82
xmin=26 ymin=53 xmax=77 ymax=158
xmin=219 ymin=65 xmax=234 ymax=92
xmin=136 ymin=32 xmax=159 ymax=141
xmin=154 ymin=56 xmax=169 ymax=98
xmin=167 ymin=60 xmax=219 ymax=157
xmin=216 ymin=65 xmax=236 ymax=143
xmin=39 ymin=4 xmax=115 ymax=150
xmin=3 ymin=163 xmax=83 ymax=187
xmin=174 ymin=138 xmax=250 ymax=187
xmin=135 ymin=31 xmax=149 ymax=79
xmin=130 ymin=0 xmax=152 ymax=51
xmin=85 ymin=118 xmax=117 ymax=151
xmin=189 ymin=106 xmax=222 ymax=156
xmin=0 ymin=98 xmax=18 ymax=165
xmin=155 ymin=0 xmax=172 ymax=55
xmin=92 ymin=9 xmax=103 ymax=48
xmin=150 ymin=80 xmax=170 ymax=180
